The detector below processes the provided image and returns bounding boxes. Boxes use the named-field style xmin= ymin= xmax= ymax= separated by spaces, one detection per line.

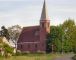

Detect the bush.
xmin=3 ymin=43 xmax=14 ymax=54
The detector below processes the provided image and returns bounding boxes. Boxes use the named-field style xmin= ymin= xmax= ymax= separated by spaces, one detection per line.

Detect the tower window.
xmin=41 ymin=23 xmax=45 ymax=28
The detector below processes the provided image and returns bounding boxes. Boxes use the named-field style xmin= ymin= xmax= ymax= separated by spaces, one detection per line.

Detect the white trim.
xmin=17 ymin=42 xmax=40 ymax=44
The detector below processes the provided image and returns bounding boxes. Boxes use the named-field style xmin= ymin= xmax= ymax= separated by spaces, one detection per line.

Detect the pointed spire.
xmin=40 ymin=0 xmax=48 ymax=20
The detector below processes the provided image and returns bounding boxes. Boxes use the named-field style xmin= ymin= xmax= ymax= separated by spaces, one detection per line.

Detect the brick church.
xmin=17 ymin=0 xmax=50 ymax=53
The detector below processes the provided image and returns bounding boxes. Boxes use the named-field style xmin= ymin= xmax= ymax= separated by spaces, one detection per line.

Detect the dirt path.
xmin=53 ymin=54 xmax=74 ymax=60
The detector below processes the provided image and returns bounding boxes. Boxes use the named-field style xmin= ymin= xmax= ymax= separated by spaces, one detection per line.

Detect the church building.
xmin=17 ymin=0 xmax=50 ymax=53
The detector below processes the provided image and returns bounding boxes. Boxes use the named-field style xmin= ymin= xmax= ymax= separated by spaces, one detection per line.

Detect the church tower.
xmin=40 ymin=0 xmax=50 ymax=33
xmin=40 ymin=0 xmax=50 ymax=51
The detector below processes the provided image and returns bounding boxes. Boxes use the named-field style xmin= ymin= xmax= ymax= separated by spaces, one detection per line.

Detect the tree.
xmin=8 ymin=25 xmax=22 ymax=48
xmin=46 ymin=26 xmax=63 ymax=53
xmin=47 ymin=19 xmax=76 ymax=53
xmin=0 ymin=26 xmax=9 ymax=40
xmin=61 ymin=19 xmax=76 ymax=52
xmin=70 ymin=26 xmax=76 ymax=53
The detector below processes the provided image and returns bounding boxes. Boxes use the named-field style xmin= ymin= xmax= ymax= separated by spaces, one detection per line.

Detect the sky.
xmin=0 ymin=0 xmax=76 ymax=28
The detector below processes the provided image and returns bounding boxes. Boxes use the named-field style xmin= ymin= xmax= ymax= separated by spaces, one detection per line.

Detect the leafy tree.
xmin=71 ymin=26 xmax=76 ymax=53
xmin=46 ymin=26 xmax=63 ymax=53
xmin=47 ymin=19 xmax=76 ymax=53
xmin=61 ymin=19 xmax=76 ymax=52
xmin=0 ymin=26 xmax=9 ymax=40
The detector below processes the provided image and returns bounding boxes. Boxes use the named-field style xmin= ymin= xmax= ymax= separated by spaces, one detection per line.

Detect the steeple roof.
xmin=40 ymin=0 xmax=48 ymax=20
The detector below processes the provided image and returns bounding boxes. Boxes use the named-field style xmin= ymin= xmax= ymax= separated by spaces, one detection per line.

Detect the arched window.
xmin=34 ymin=29 xmax=39 ymax=37
xmin=20 ymin=44 xmax=23 ymax=49
xmin=35 ymin=44 xmax=37 ymax=48
xmin=28 ymin=44 xmax=30 ymax=48
xmin=35 ymin=44 xmax=38 ymax=51
xmin=35 ymin=31 xmax=39 ymax=36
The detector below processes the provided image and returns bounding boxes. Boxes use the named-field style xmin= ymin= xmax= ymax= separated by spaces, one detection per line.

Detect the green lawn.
xmin=0 ymin=54 xmax=61 ymax=60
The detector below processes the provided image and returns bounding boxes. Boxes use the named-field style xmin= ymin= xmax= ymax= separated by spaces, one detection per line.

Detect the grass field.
xmin=0 ymin=54 xmax=61 ymax=60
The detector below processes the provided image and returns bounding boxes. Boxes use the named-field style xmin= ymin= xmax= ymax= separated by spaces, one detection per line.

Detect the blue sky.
xmin=0 ymin=0 xmax=76 ymax=28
